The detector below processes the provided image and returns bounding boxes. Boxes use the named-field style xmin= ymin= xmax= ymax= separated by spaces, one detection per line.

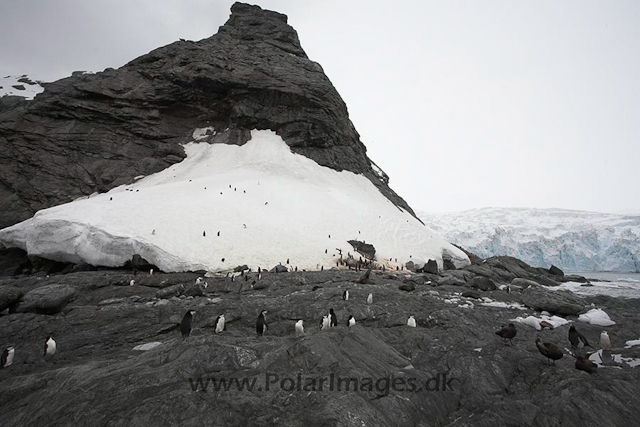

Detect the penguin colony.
xmin=0 ymin=264 xmax=614 ymax=378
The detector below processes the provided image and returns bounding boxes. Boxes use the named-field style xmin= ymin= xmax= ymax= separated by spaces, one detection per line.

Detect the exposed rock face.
xmin=11 ymin=284 xmax=77 ymax=314
xmin=0 ymin=269 xmax=639 ymax=426
xmin=0 ymin=2 xmax=415 ymax=230
xmin=520 ymin=285 xmax=586 ymax=316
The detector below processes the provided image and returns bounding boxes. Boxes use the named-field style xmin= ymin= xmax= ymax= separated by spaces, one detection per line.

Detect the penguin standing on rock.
xmin=215 ymin=315 xmax=225 ymax=333
xmin=343 ymin=289 xmax=349 ymax=301
xmin=256 ymin=310 xmax=268 ymax=337
xmin=348 ymin=315 xmax=356 ymax=327
xmin=366 ymin=293 xmax=373 ymax=304
xmin=1 ymin=347 xmax=14 ymax=368
xmin=407 ymin=316 xmax=417 ymax=327
xmin=329 ymin=309 xmax=338 ymax=327
xmin=600 ymin=331 xmax=611 ymax=352
xmin=295 ymin=320 xmax=304 ymax=336
xmin=320 ymin=315 xmax=331 ymax=330
xmin=44 ymin=336 xmax=57 ymax=356
xmin=181 ymin=310 xmax=196 ymax=338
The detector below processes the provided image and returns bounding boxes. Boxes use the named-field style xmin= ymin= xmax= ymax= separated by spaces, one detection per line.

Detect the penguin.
xmin=181 ymin=310 xmax=196 ymax=338
xmin=256 ymin=310 xmax=268 ymax=337
xmin=203 ymin=231 xmax=206 ymax=237
xmin=320 ymin=315 xmax=331 ymax=330
xmin=366 ymin=293 xmax=373 ymax=305
xmin=407 ymin=316 xmax=417 ymax=327
xmin=329 ymin=309 xmax=338 ymax=327
xmin=600 ymin=331 xmax=611 ymax=351
xmin=44 ymin=336 xmax=57 ymax=356
xmin=152 ymin=229 xmax=156 ymax=235
xmin=215 ymin=314 xmax=225 ymax=334
xmin=495 ymin=323 xmax=517 ymax=344
xmin=569 ymin=325 xmax=593 ymax=349
xmin=325 ymin=249 xmax=328 ymax=254
xmin=217 ymin=231 xmax=220 ymax=237
xmin=150 ymin=269 xmax=154 ymax=275
xmin=287 ymin=258 xmax=290 ymax=265
xmin=321 ymin=266 xmax=324 ymax=271
xmin=231 ymin=274 xmax=235 ymax=282
xmin=535 ymin=338 xmax=563 ymax=365
xmin=343 ymin=289 xmax=349 ymax=301
xmin=295 ymin=266 xmax=298 ymax=272
xmin=196 ymin=277 xmax=203 ymax=285
xmin=1 ymin=347 xmax=14 ymax=368
xmin=348 ymin=315 xmax=356 ymax=327
xmin=129 ymin=279 xmax=135 ymax=286
xmin=295 ymin=320 xmax=304 ymax=336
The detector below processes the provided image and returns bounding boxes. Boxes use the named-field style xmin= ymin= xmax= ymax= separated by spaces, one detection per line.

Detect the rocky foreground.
xmin=1 ymin=256 xmax=640 ymax=426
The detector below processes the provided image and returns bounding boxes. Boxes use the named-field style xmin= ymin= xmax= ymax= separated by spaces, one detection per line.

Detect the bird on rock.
xmin=495 ymin=323 xmax=517 ymax=344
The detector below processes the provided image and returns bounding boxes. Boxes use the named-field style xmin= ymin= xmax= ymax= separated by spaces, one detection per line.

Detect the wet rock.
xmin=520 ymin=285 xmax=585 ymax=315
xmin=12 ymin=284 xmax=77 ymax=314
xmin=421 ymin=259 xmax=439 ymax=275
xmin=0 ymin=286 xmax=23 ymax=311
xmin=155 ymin=284 xmax=185 ymax=299
xmin=270 ymin=265 xmax=288 ymax=273
xmin=549 ymin=265 xmax=564 ymax=276
xmin=470 ymin=276 xmax=497 ymax=291
xmin=461 ymin=290 xmax=482 ymax=299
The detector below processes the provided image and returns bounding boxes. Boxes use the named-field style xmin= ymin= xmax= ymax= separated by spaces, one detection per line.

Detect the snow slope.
xmin=0 ymin=75 xmax=44 ymax=99
xmin=0 ymin=130 xmax=469 ymax=273
xmin=421 ymin=207 xmax=640 ymax=272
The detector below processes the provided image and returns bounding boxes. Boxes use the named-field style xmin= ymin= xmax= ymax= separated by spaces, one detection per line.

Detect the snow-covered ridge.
xmin=0 ymin=75 xmax=44 ymax=100
xmin=420 ymin=207 xmax=640 ymax=272
xmin=0 ymin=130 xmax=469 ymax=272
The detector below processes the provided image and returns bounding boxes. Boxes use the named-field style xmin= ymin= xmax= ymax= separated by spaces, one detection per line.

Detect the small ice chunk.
xmin=578 ymin=308 xmax=615 ymax=326
xmin=133 ymin=342 xmax=162 ymax=351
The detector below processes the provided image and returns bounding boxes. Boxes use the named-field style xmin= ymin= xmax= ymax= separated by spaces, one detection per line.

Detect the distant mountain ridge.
xmin=421 ymin=207 xmax=640 ymax=273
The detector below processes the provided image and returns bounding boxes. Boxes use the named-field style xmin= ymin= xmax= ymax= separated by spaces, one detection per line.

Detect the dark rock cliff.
xmin=0 ymin=2 xmax=415 ymax=229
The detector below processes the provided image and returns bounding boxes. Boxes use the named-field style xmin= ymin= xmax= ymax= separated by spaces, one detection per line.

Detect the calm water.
xmin=559 ymin=272 xmax=640 ymax=298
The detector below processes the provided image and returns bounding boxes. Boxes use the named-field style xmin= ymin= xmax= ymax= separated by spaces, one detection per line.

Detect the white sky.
xmin=1 ymin=0 xmax=639 ymax=214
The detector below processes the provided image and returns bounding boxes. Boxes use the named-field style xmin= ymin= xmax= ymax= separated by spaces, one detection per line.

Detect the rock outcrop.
xmin=0 ymin=268 xmax=639 ymax=426
xmin=0 ymin=2 xmax=415 ymax=230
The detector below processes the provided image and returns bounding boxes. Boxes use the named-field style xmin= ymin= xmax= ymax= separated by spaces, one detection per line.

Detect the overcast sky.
xmin=2 ymin=1 xmax=639 ymax=214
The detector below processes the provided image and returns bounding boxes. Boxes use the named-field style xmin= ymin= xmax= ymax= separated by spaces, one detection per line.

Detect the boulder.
xmin=421 ymin=259 xmax=439 ymax=275
xmin=182 ymin=282 xmax=205 ymax=297
xmin=470 ymin=276 xmax=497 ymax=291
xmin=520 ymin=285 xmax=585 ymax=315
xmin=463 ymin=264 xmax=493 ymax=278
xmin=548 ymin=265 xmax=564 ymax=276
xmin=398 ymin=282 xmax=415 ymax=292
xmin=530 ymin=275 xmax=560 ymax=287
xmin=12 ymin=284 xmax=77 ymax=314
xmin=461 ymin=290 xmax=482 ymax=299
xmin=0 ymin=286 xmax=23 ymax=311
xmin=511 ymin=278 xmax=539 ymax=289
xmin=269 ymin=265 xmax=288 ymax=273
xmin=563 ymin=274 xmax=590 ymax=283
xmin=435 ymin=275 xmax=466 ymax=287
xmin=234 ymin=265 xmax=249 ymax=273
xmin=155 ymin=284 xmax=185 ymax=299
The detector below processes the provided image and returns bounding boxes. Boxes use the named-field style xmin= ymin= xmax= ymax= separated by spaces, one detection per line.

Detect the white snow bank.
xmin=0 ymin=130 xmax=469 ymax=272
xmin=512 ymin=314 xmax=570 ymax=330
xmin=578 ymin=309 xmax=615 ymax=326
xmin=625 ymin=339 xmax=640 ymax=348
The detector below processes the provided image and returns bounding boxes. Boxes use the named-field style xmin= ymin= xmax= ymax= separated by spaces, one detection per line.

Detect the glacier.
xmin=0 ymin=130 xmax=469 ymax=273
xmin=421 ymin=207 xmax=640 ymax=273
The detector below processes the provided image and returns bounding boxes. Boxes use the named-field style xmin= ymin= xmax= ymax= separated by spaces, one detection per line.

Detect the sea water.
xmin=558 ymin=272 xmax=640 ymax=299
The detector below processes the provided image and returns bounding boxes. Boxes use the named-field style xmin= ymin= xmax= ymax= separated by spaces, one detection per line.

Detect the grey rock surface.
xmin=0 ymin=268 xmax=638 ymax=426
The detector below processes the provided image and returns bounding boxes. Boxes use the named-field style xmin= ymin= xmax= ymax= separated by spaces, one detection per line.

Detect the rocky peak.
xmin=0 ymin=2 xmax=416 ymax=229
